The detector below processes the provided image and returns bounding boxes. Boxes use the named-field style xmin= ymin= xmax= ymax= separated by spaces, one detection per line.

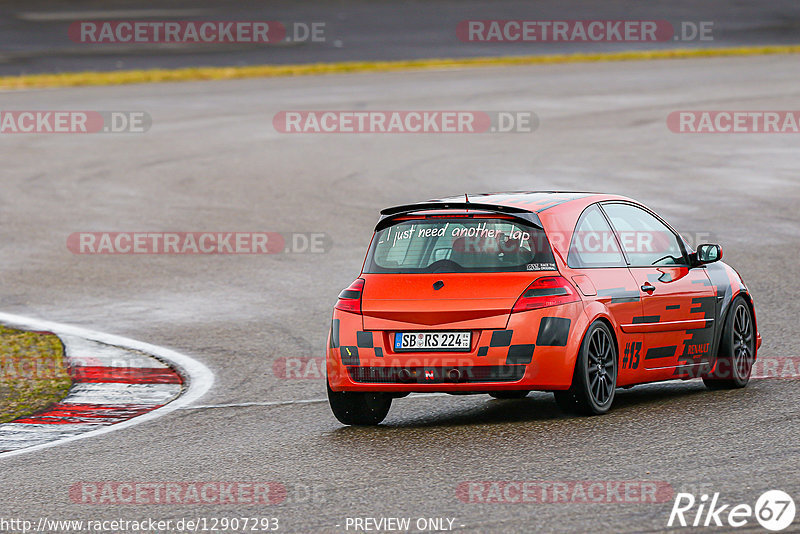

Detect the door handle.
xmin=641 ymin=282 xmax=656 ymax=293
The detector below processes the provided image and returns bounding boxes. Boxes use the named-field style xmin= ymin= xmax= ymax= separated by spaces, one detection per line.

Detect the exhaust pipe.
xmin=447 ymin=368 xmax=461 ymax=382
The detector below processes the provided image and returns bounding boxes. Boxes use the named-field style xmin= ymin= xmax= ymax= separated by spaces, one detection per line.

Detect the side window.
xmin=602 ymin=203 xmax=687 ymax=266
xmin=568 ymin=205 xmax=626 ymax=268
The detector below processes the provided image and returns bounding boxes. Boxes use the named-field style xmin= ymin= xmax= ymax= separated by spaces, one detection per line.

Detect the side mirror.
xmin=696 ymin=243 xmax=722 ymax=265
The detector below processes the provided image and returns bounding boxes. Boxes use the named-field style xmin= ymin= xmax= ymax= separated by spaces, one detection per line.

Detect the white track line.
xmin=183 ymin=392 xmax=450 ymax=410
xmin=184 ymin=398 xmax=328 ymax=409
xmin=0 ymin=312 xmax=214 ymax=459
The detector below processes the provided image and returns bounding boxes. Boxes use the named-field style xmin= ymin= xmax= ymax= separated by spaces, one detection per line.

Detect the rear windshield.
xmin=364 ymin=217 xmax=557 ymax=273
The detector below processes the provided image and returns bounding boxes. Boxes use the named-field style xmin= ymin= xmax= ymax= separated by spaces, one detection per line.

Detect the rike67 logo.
xmin=668 ymin=490 xmax=796 ymax=531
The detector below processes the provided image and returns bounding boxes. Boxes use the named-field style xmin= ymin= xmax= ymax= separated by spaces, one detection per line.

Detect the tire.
xmin=489 ymin=391 xmax=530 ymax=399
xmin=703 ymin=296 xmax=754 ymax=390
xmin=553 ymin=321 xmax=617 ymax=415
xmin=327 ymin=381 xmax=392 ymax=425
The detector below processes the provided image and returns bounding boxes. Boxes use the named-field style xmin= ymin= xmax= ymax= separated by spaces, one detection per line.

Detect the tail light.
xmin=334 ymin=278 xmax=365 ymax=314
xmin=512 ymin=276 xmax=580 ymax=313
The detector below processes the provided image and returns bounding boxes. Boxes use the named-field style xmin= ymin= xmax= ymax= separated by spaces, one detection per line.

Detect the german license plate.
xmin=394 ymin=331 xmax=471 ymax=352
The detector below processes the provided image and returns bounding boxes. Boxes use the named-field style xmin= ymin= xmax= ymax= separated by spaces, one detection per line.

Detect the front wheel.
xmin=554 ymin=321 xmax=617 ymax=415
xmin=703 ymin=296 xmax=754 ymax=389
xmin=327 ymin=381 xmax=392 ymax=425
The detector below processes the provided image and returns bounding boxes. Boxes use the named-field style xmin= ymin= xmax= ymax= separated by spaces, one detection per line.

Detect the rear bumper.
xmin=326 ymin=303 xmax=586 ymax=392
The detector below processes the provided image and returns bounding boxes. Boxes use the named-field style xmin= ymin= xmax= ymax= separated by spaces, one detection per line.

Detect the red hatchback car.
xmin=326 ymin=192 xmax=761 ymax=425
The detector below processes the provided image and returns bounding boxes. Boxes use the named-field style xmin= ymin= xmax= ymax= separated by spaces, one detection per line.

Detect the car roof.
xmin=378 ymin=192 xmax=635 ymax=229
xmin=377 ymin=191 xmax=649 ymax=260
xmin=434 ymin=191 xmax=603 ymax=213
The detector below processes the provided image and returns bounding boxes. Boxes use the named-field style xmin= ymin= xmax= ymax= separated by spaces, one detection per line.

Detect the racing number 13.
xmin=623 ymin=341 xmax=642 ymax=370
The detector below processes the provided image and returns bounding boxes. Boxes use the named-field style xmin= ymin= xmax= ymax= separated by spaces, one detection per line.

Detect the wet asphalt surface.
xmin=0 ymin=52 xmax=798 ymax=532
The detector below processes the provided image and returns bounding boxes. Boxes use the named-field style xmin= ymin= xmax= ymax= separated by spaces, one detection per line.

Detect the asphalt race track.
xmin=0 ymin=55 xmax=799 ymax=532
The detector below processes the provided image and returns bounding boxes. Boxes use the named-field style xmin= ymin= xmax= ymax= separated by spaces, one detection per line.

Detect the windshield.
xmin=364 ymin=217 xmax=557 ymax=273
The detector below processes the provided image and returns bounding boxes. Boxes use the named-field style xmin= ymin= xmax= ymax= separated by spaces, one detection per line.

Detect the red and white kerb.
xmin=0 ymin=335 xmax=182 ymax=453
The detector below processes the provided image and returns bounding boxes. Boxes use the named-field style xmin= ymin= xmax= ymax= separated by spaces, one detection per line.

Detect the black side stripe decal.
xmin=490 ymin=330 xmax=513 ymax=347
xmin=340 ymin=346 xmax=359 ymax=365
xmin=597 ymin=287 xmax=640 ymax=303
xmin=536 ymin=317 xmax=570 ymax=347
xmin=645 ymin=346 xmax=677 ymax=360
xmin=632 ymin=315 xmax=660 ymax=324
xmin=506 ymin=344 xmax=535 ymax=365
xmin=356 ymin=331 xmax=373 ymax=348
xmin=330 ymin=319 xmax=340 ymax=348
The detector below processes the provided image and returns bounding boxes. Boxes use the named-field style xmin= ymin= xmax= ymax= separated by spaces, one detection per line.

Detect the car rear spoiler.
xmin=376 ymin=202 xmax=543 ymax=230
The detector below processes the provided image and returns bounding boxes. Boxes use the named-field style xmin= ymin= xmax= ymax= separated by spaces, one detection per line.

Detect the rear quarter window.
xmin=568 ymin=205 xmax=626 ymax=268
